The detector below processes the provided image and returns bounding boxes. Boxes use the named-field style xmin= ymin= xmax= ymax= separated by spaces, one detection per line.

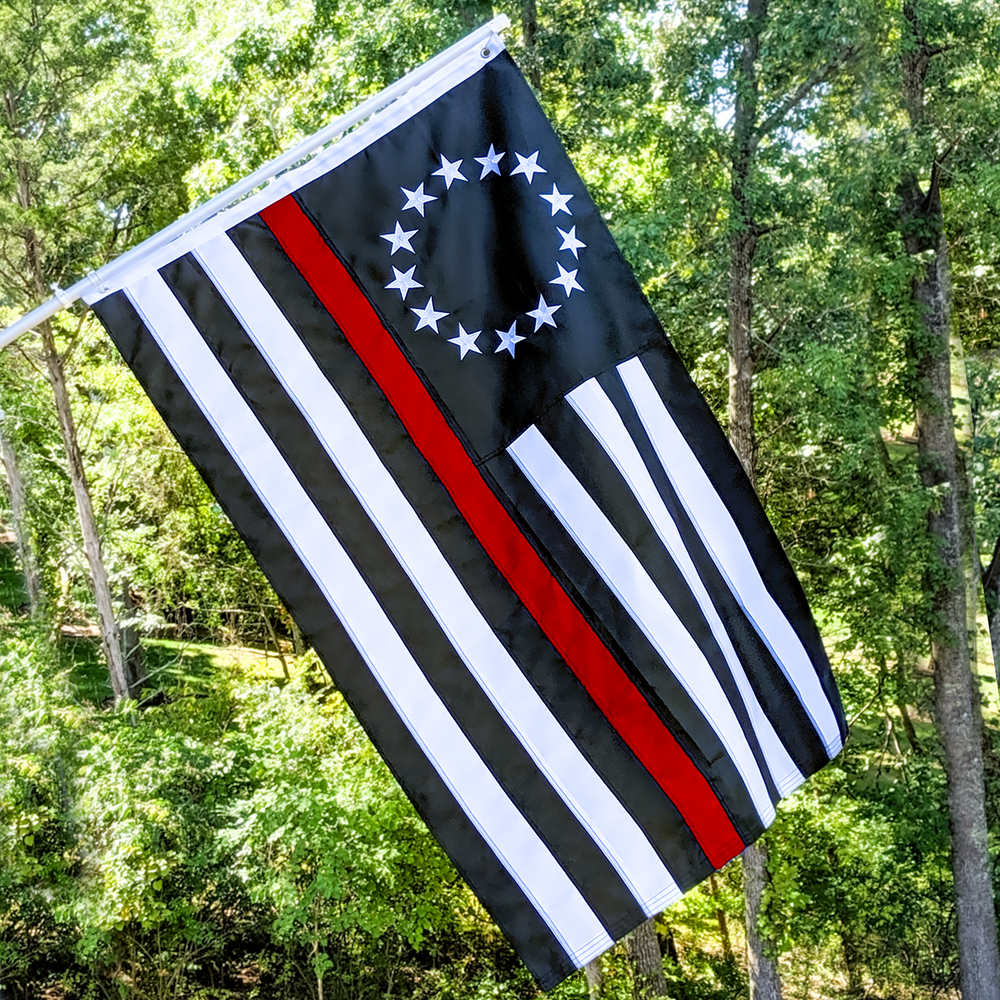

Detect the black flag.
xmin=88 ymin=35 xmax=846 ymax=988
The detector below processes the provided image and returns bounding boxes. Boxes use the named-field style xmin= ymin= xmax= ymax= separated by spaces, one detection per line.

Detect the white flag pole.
xmin=0 ymin=14 xmax=510 ymax=351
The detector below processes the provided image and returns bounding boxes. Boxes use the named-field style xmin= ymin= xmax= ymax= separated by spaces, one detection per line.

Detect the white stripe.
xmin=618 ymin=356 xmax=843 ymax=757
xmin=126 ymin=270 xmax=613 ymax=966
xmin=508 ymin=425 xmax=776 ymax=826
xmin=567 ymin=379 xmax=805 ymax=797
xmin=194 ymin=235 xmax=681 ymax=916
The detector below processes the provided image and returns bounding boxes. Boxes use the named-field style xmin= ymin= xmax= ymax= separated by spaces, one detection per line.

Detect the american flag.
xmin=87 ymin=35 xmax=846 ymax=989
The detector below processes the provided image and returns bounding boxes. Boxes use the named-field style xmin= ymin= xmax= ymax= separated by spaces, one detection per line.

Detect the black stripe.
xmin=228 ymin=214 xmax=716 ymax=891
xmin=158 ymin=252 xmax=647 ymax=937
xmin=629 ymin=344 xmax=847 ymax=747
xmin=598 ymin=363 xmax=834 ymax=776
xmin=536 ymin=399 xmax=781 ymax=803
xmin=91 ymin=289 xmax=575 ymax=990
xmin=484 ymin=447 xmax=765 ymax=844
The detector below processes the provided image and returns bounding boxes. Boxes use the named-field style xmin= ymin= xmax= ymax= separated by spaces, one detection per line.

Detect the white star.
xmin=385 ymin=265 xmax=423 ymax=300
xmin=540 ymin=183 xmax=573 ymax=216
xmin=412 ymin=297 xmax=448 ymax=333
xmin=474 ymin=144 xmax=505 ymax=179
xmin=494 ymin=321 xmax=526 ymax=357
xmin=401 ymin=183 xmax=437 ymax=216
xmin=432 ymin=155 xmax=467 ymax=189
xmin=557 ymin=225 xmax=586 ymax=259
xmin=448 ymin=323 xmax=482 ymax=359
xmin=510 ymin=151 xmax=547 ymax=184
xmin=550 ymin=262 xmax=584 ymax=297
xmin=526 ymin=294 xmax=561 ymax=332
xmin=380 ymin=221 xmax=419 ymax=255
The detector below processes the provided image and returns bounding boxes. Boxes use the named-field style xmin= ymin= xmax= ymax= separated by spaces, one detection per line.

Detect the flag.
xmin=85 ymin=29 xmax=846 ymax=989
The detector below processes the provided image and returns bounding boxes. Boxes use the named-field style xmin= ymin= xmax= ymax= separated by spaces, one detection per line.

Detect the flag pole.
xmin=0 ymin=14 xmax=510 ymax=352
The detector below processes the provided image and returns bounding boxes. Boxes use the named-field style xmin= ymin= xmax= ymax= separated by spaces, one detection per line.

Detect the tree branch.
xmin=982 ymin=533 xmax=1000 ymax=596
xmin=752 ymin=42 xmax=859 ymax=148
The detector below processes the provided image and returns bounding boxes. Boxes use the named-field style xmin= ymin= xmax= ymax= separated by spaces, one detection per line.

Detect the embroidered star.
xmin=474 ymin=144 xmax=505 ymax=179
xmin=380 ymin=221 xmax=418 ymax=255
xmin=541 ymin=183 xmax=573 ymax=216
xmin=448 ymin=323 xmax=482 ymax=359
xmin=432 ymin=155 xmax=467 ymax=189
xmin=494 ymin=321 xmax=526 ymax=357
xmin=510 ymin=151 xmax=547 ymax=184
xmin=557 ymin=225 xmax=586 ymax=259
xmin=385 ymin=265 xmax=423 ymax=300
xmin=550 ymin=262 xmax=584 ymax=297
xmin=526 ymin=294 xmax=561 ymax=332
xmin=412 ymin=297 xmax=448 ymax=333
xmin=401 ymin=183 xmax=437 ymax=216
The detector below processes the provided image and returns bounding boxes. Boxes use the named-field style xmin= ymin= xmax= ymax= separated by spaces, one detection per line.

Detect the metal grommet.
xmin=481 ymin=46 xmax=492 ymax=58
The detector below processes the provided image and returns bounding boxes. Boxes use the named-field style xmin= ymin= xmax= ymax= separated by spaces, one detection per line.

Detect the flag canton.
xmin=294 ymin=51 xmax=663 ymax=462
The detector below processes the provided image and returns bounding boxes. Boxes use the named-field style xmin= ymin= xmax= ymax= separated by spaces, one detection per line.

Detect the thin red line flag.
xmin=86 ymin=28 xmax=846 ymax=989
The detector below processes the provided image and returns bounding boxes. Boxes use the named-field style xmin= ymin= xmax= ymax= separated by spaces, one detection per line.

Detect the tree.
xmin=628 ymin=918 xmax=668 ymax=1000
xmin=652 ymin=2 xmax=863 ymax=995
xmin=896 ymin=2 xmax=1000 ymax=993
xmin=0 ymin=415 xmax=40 ymax=612
xmin=0 ymin=0 xmax=210 ymax=698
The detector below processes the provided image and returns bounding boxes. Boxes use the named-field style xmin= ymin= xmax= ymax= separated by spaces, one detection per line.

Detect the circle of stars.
xmin=378 ymin=146 xmax=588 ymax=362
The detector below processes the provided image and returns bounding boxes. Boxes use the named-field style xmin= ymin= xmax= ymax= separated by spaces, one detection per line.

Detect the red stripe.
xmin=261 ymin=195 xmax=744 ymax=868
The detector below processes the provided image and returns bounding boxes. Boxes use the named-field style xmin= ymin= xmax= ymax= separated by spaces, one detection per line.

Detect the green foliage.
xmin=2 ymin=0 xmax=1000 ymax=996
xmin=216 ymin=680 xmax=461 ymax=995
xmin=0 ymin=637 xmax=83 ymax=985
xmin=0 ymin=635 xmax=495 ymax=998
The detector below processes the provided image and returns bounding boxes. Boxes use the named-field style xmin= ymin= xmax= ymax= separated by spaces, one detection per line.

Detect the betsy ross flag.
xmin=84 ymin=26 xmax=846 ymax=989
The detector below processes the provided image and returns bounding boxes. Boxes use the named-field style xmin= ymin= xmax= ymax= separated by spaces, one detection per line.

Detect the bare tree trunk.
xmin=729 ymin=225 xmax=758 ymax=484
xmin=908 ymin=213 xmax=1000 ymax=1000
xmin=900 ymin=7 xmax=1000 ymax=995
xmin=950 ymin=331 xmax=985 ymax=680
xmin=727 ymin=0 xmax=766 ymax=486
xmin=911 ymin=225 xmax=1000 ymax=1000
xmin=39 ymin=320 xmax=129 ymax=701
xmin=709 ymin=873 xmax=734 ymax=961
xmin=0 ymin=421 xmax=41 ymax=611
xmin=291 ymin=616 xmax=305 ymax=656
xmin=728 ymin=5 xmax=783 ymax=999
xmin=14 ymin=146 xmax=129 ymax=700
xmin=121 ymin=582 xmax=147 ymax=694
xmin=984 ymin=534 xmax=1000 ymax=679
xmin=628 ymin=918 xmax=668 ymax=1000
xmin=743 ymin=841 xmax=782 ymax=1000
xmin=584 ymin=957 xmax=604 ymax=1000
xmin=520 ymin=0 xmax=541 ymax=90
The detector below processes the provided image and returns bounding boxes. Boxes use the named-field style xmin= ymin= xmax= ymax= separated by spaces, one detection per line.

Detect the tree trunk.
xmin=521 ymin=0 xmax=541 ymax=90
xmin=709 ymin=873 xmax=734 ymax=961
xmin=628 ymin=917 xmax=668 ymax=999
xmin=584 ymin=957 xmax=604 ymax=1000
xmin=121 ymin=582 xmax=147 ymax=694
xmin=727 ymin=0 xmax=766 ymax=486
xmin=0 ymin=422 xmax=41 ymax=612
xmin=729 ymin=4 xmax=783 ymax=999
xmin=39 ymin=320 xmax=130 ymax=701
xmin=291 ymin=616 xmax=305 ymax=656
xmin=901 ymin=7 xmax=1000 ymax=995
xmin=15 ymin=144 xmax=129 ymax=701
xmin=729 ymin=227 xmax=758 ymax=484
xmin=743 ymin=840 xmax=782 ymax=1000
xmin=907 ymin=210 xmax=1000 ymax=1000
xmin=950 ymin=331 xmax=984 ymax=681
xmin=983 ymin=534 xmax=1000 ymax=680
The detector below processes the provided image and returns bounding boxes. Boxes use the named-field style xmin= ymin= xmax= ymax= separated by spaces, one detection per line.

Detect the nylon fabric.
xmin=260 ymin=194 xmax=748 ymax=868
xmin=90 ymin=289 xmax=579 ymax=989
xmin=226 ymin=215 xmax=719 ymax=891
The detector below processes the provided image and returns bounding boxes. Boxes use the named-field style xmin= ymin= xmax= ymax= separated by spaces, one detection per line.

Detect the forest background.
xmin=2 ymin=0 xmax=1000 ymax=997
